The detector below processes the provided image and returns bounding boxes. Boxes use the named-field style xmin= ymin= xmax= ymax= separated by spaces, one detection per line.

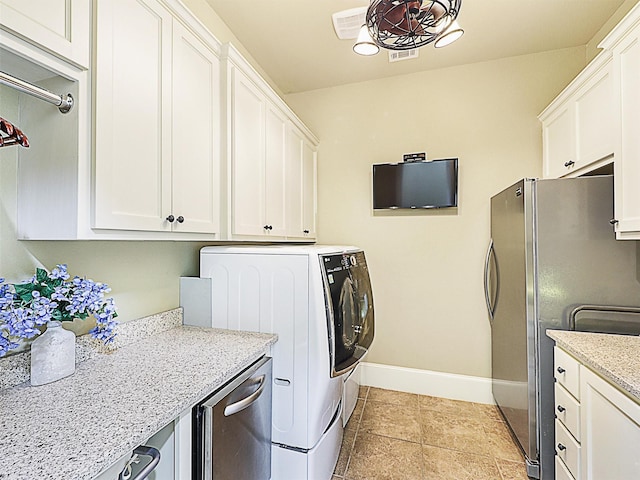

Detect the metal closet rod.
xmin=0 ymin=70 xmax=74 ymax=114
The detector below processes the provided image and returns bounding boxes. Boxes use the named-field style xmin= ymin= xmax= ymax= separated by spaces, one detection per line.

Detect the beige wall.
xmin=286 ymin=47 xmax=586 ymax=378
xmin=182 ymin=0 xmax=285 ymax=97
xmin=586 ymin=0 xmax=640 ymax=62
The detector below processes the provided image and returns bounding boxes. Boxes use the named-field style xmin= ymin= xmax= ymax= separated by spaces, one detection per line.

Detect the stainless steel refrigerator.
xmin=484 ymin=175 xmax=640 ymax=479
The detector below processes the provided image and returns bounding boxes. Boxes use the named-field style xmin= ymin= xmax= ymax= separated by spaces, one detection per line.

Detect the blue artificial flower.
xmin=0 ymin=266 xmax=118 ymax=356
xmin=49 ymin=264 xmax=70 ymax=281
xmin=0 ymin=331 xmax=20 ymax=357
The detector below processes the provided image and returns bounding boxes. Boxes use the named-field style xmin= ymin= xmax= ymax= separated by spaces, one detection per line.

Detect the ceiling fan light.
xmin=434 ymin=20 xmax=464 ymax=48
xmin=433 ymin=15 xmax=452 ymax=34
xmin=353 ymin=25 xmax=380 ymax=55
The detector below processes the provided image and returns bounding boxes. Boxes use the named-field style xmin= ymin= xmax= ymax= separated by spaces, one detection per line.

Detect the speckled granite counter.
xmin=0 ymin=324 xmax=276 ymax=480
xmin=547 ymin=330 xmax=640 ymax=401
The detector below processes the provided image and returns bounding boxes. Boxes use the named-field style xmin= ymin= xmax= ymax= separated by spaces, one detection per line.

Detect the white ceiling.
xmin=206 ymin=0 xmax=630 ymax=94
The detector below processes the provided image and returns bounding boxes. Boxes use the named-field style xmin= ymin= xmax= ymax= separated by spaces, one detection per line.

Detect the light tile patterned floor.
xmin=333 ymin=386 xmax=529 ymax=480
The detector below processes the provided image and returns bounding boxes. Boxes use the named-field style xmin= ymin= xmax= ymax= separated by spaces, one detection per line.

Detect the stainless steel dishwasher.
xmin=193 ymin=356 xmax=272 ymax=480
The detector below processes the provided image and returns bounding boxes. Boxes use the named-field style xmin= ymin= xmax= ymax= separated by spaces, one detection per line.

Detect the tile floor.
xmin=333 ymin=386 xmax=530 ymax=480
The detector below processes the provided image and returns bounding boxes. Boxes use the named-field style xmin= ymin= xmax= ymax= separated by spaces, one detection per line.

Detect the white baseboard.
xmin=359 ymin=362 xmax=495 ymax=405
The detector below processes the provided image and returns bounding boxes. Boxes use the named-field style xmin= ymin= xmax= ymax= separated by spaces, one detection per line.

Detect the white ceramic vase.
xmin=30 ymin=320 xmax=76 ymax=386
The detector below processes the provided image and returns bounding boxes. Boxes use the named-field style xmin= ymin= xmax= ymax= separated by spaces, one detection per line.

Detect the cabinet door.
xmin=231 ymin=69 xmax=266 ymax=236
xmin=613 ymin=25 xmax=640 ymax=237
xmin=171 ymin=21 xmax=220 ymax=234
xmin=0 ymin=0 xmax=90 ymax=67
xmin=574 ymin=61 xmax=614 ymax=169
xmin=93 ymin=0 xmax=172 ymax=232
xmin=542 ymin=103 xmax=574 ymax=178
xmin=580 ymin=366 xmax=640 ymax=480
xmin=285 ymin=124 xmax=304 ymax=237
xmin=264 ymin=102 xmax=287 ymax=237
xmin=302 ymin=140 xmax=317 ymax=239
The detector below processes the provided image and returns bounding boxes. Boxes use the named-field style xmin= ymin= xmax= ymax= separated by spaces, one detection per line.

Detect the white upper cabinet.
xmin=224 ymin=44 xmax=319 ymax=242
xmin=540 ymin=54 xmax=614 ymax=179
xmin=0 ymin=0 xmax=90 ymax=68
xmin=170 ymin=21 xmax=220 ymax=234
xmin=229 ymin=67 xmax=267 ymax=237
xmin=601 ymin=5 xmax=640 ymax=240
xmin=93 ymin=0 xmax=221 ymax=237
xmin=93 ymin=0 xmax=173 ymax=233
xmin=302 ymin=140 xmax=318 ymax=239
xmin=286 ymin=124 xmax=318 ymax=239
xmin=264 ymin=102 xmax=288 ymax=237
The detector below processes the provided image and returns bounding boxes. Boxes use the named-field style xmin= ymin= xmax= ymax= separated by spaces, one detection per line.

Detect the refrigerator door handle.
xmin=484 ymin=239 xmax=496 ymax=322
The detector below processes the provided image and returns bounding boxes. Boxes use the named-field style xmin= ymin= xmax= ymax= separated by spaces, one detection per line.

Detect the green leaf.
xmin=14 ymin=283 xmax=35 ymax=302
xmin=51 ymin=310 xmax=62 ymax=321
xmin=36 ymin=268 xmax=48 ymax=283
xmin=41 ymin=286 xmax=55 ymax=298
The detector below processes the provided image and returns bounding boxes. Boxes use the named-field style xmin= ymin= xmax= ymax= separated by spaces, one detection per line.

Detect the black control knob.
xmin=166 ymin=215 xmax=175 ymax=223
xmin=177 ymin=216 xmax=184 ymax=223
xmin=564 ymin=160 xmax=575 ymax=167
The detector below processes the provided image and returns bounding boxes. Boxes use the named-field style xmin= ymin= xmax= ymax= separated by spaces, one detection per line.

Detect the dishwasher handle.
xmin=119 ymin=446 xmax=160 ymax=480
xmin=224 ymin=374 xmax=266 ymax=417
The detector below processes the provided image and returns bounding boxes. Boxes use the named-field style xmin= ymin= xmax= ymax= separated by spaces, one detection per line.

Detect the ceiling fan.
xmin=344 ymin=0 xmax=464 ymax=56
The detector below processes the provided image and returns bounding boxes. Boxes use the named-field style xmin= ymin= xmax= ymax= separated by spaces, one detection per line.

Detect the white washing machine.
xmin=182 ymin=245 xmax=375 ymax=480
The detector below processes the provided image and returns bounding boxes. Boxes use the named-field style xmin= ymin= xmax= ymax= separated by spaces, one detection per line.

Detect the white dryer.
xmin=185 ymin=245 xmax=375 ymax=480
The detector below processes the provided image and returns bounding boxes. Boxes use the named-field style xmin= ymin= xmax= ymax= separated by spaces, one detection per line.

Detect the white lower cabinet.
xmin=580 ymin=365 xmax=640 ymax=480
xmin=553 ymin=346 xmax=582 ymax=480
xmin=554 ymin=346 xmax=640 ymax=480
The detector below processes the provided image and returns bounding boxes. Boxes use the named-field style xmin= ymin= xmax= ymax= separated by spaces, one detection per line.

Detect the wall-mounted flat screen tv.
xmin=372 ymin=158 xmax=458 ymax=209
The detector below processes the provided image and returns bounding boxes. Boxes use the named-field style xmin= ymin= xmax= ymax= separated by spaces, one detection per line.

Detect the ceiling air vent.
xmin=332 ymin=7 xmax=367 ymax=40
xmin=388 ymin=49 xmax=419 ymax=63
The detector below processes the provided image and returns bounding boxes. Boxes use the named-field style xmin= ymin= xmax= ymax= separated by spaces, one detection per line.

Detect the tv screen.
xmin=372 ymin=158 xmax=458 ymax=209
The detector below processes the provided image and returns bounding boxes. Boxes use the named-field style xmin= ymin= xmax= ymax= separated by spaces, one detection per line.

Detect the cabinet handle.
xmin=557 ymin=405 xmax=566 ymax=413
xmin=263 ymin=225 xmax=273 ymax=231
xmin=177 ymin=216 xmax=184 ymax=223
xmin=610 ymin=219 xmax=619 ymax=225
xmin=166 ymin=215 xmax=175 ymax=223
xmin=303 ymin=229 xmax=310 ymax=234
xmin=557 ymin=443 xmax=566 ymax=451
xmin=564 ymin=161 xmax=575 ymax=167
xmin=557 ymin=366 xmax=565 ymax=374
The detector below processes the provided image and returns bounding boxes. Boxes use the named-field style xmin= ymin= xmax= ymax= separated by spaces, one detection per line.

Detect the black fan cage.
xmin=366 ymin=0 xmax=462 ymax=50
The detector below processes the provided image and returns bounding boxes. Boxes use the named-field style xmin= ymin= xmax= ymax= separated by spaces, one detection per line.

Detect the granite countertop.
xmin=547 ymin=330 xmax=640 ymax=401
xmin=0 ymin=324 xmax=276 ymax=480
